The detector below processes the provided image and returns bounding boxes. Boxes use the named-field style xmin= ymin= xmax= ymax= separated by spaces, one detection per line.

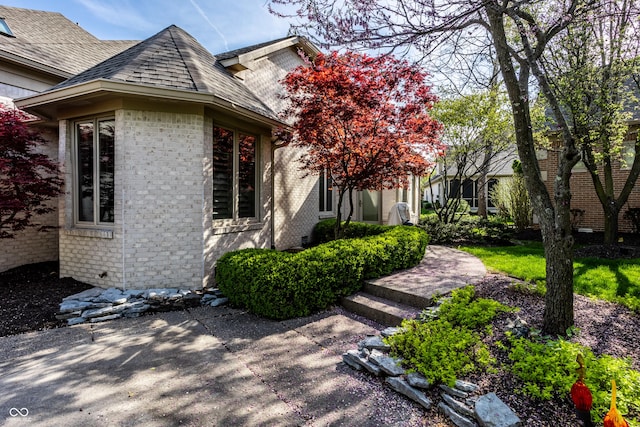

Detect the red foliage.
xmin=0 ymin=108 xmax=62 ymax=238
xmin=281 ymin=51 xmax=442 ymax=228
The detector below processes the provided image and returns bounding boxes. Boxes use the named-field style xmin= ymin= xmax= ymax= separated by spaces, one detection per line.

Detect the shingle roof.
xmin=0 ymin=5 xmax=137 ymax=76
xmin=52 ymin=25 xmax=280 ymax=121
xmin=215 ymin=36 xmax=295 ymax=60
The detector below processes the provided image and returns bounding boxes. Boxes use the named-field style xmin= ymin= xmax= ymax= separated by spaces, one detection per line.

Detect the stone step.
xmin=341 ymin=292 xmax=421 ymax=326
xmin=363 ymin=281 xmax=432 ymax=309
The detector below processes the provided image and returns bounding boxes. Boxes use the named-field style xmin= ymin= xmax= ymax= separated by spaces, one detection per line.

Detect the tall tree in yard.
xmin=281 ymin=51 xmax=443 ymax=238
xmin=542 ymin=0 xmax=640 ymax=244
xmin=269 ymin=0 xmax=599 ymax=335
xmin=0 ymin=108 xmax=62 ymax=238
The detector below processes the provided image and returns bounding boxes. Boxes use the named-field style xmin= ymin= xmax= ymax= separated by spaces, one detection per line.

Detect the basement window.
xmin=0 ymin=18 xmax=14 ymax=37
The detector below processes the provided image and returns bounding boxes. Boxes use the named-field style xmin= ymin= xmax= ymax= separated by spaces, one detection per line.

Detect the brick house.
xmin=2 ymin=6 xmax=421 ymax=289
xmin=536 ymin=127 xmax=640 ymax=233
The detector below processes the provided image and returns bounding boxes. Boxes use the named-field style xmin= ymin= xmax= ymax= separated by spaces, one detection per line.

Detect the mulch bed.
xmin=0 ymin=261 xmax=92 ymax=337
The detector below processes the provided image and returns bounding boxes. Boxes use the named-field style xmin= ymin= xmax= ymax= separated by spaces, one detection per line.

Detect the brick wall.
xmin=59 ymin=111 xmax=207 ymax=289
xmin=538 ymin=137 xmax=640 ymax=233
xmin=0 ymin=126 xmax=59 ymax=272
xmin=274 ymin=145 xmax=320 ymax=249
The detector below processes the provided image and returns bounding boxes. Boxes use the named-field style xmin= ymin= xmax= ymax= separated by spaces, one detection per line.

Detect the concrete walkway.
xmin=0 ymin=246 xmax=487 ymax=426
xmin=367 ymin=245 xmax=487 ymax=301
xmin=0 ymin=307 xmax=437 ymax=427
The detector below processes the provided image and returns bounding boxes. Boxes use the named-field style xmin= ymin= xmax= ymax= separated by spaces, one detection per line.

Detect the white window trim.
xmin=72 ymin=116 xmax=115 ymax=229
xmin=318 ymin=169 xmax=335 ymax=215
xmin=212 ymin=125 xmax=261 ymax=226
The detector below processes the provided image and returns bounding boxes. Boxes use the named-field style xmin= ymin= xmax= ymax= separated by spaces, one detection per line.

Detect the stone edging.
xmin=57 ymin=287 xmax=228 ymax=325
xmin=343 ymin=327 xmax=522 ymax=427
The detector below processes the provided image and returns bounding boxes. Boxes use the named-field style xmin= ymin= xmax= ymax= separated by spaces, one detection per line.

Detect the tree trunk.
xmin=487 ymin=5 xmax=576 ymax=336
xmin=603 ymin=204 xmax=620 ymax=245
xmin=477 ymin=172 xmax=488 ymax=219
xmin=542 ymin=233 xmax=575 ymax=335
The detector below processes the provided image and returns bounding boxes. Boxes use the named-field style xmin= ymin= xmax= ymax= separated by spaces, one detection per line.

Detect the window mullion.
xmin=233 ymin=133 xmax=239 ymax=220
xmin=93 ymin=120 xmax=100 ymax=225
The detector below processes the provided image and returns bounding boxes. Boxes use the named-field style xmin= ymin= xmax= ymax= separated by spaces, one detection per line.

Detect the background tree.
xmin=0 ymin=108 xmax=62 ymax=238
xmin=490 ymin=160 xmax=533 ymax=231
xmin=281 ymin=51 xmax=443 ymax=238
xmin=269 ymin=0 xmax=599 ymax=335
xmin=542 ymin=0 xmax=640 ymax=244
xmin=429 ymin=86 xmax=515 ymax=223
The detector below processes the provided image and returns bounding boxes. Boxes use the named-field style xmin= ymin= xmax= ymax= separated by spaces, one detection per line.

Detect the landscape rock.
xmin=209 ymin=297 xmax=229 ymax=307
xmin=455 ymin=380 xmax=480 ymax=393
xmin=358 ymin=335 xmax=390 ymax=352
xmin=442 ymin=393 xmax=475 ymax=418
xmin=342 ymin=350 xmax=364 ymax=371
xmin=380 ymin=326 xmax=401 ymax=337
xmin=368 ymin=349 xmax=405 ymax=376
xmin=438 ymin=402 xmax=478 ymax=427
xmin=385 ymin=377 xmax=432 ymax=410
xmin=90 ymin=313 xmax=122 ymax=323
xmin=474 ymin=393 xmax=522 ymax=427
xmin=406 ymin=372 xmax=431 ymax=389
xmin=440 ymin=384 xmax=469 ymax=399
xmin=58 ymin=286 xmax=226 ymax=325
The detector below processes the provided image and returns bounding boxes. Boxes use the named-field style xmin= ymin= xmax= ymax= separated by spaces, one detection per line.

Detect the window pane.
xmin=77 ymin=122 xmax=94 ymax=222
xmin=463 ymin=179 xmax=475 ymax=207
xmin=326 ymin=175 xmax=332 ymax=211
xmin=99 ymin=120 xmax=115 ymax=223
xmin=319 ymin=171 xmax=325 ymax=211
xmin=238 ymin=133 xmax=256 ymax=218
xmin=213 ymin=127 xmax=234 ymax=219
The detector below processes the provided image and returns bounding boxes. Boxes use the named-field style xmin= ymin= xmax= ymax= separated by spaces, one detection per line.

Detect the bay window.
xmin=213 ymin=126 xmax=258 ymax=220
xmin=75 ymin=117 xmax=115 ymax=226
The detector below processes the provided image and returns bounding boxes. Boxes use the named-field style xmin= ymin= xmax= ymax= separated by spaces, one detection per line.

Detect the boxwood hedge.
xmin=215 ymin=221 xmax=429 ymax=320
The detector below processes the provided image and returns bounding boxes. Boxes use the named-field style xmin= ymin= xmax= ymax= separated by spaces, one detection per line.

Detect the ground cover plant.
xmin=504 ymin=335 xmax=640 ymax=425
xmin=385 ymin=286 xmax=514 ymax=386
xmin=461 ymin=243 xmax=640 ymax=312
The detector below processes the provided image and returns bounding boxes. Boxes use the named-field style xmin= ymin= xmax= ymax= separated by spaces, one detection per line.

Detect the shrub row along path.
xmin=0 ymin=246 xmax=485 ymax=426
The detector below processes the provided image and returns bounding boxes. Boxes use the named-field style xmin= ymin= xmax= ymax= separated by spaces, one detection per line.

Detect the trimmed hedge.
xmin=313 ymin=218 xmax=391 ymax=243
xmin=215 ymin=223 xmax=429 ymax=320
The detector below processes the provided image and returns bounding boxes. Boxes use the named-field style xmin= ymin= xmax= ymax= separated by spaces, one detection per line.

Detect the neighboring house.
xmin=2 ymin=6 xmax=421 ymax=289
xmin=537 ymin=125 xmax=640 ymax=233
xmin=424 ymin=146 xmax=518 ymax=214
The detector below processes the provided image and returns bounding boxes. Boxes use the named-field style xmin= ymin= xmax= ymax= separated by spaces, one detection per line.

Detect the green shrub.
xmin=313 ymin=218 xmax=390 ymax=244
xmin=508 ymin=336 xmax=640 ymax=425
xmin=216 ymin=223 xmax=429 ymax=320
xmin=418 ymin=214 xmax=512 ymax=245
xmin=386 ymin=286 xmax=511 ymax=386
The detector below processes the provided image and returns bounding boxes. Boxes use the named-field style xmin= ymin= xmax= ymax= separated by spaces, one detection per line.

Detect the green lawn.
xmin=461 ymin=242 xmax=640 ymax=312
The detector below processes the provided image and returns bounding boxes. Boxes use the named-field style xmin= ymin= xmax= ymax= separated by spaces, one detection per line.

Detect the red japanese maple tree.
xmin=281 ymin=51 xmax=443 ymax=237
xmin=0 ymin=108 xmax=62 ymax=238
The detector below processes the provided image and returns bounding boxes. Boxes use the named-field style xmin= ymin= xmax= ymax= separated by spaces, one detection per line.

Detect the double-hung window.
xmin=212 ymin=126 xmax=258 ymax=220
xmin=74 ymin=117 xmax=115 ymax=226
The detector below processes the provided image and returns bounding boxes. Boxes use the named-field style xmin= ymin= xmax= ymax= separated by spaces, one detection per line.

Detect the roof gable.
xmin=217 ymin=36 xmax=319 ymax=74
xmin=50 ymin=25 xmax=280 ymax=121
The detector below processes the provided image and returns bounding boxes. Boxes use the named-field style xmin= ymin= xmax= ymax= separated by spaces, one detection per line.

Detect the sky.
xmin=2 ymin=0 xmax=297 ymax=54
